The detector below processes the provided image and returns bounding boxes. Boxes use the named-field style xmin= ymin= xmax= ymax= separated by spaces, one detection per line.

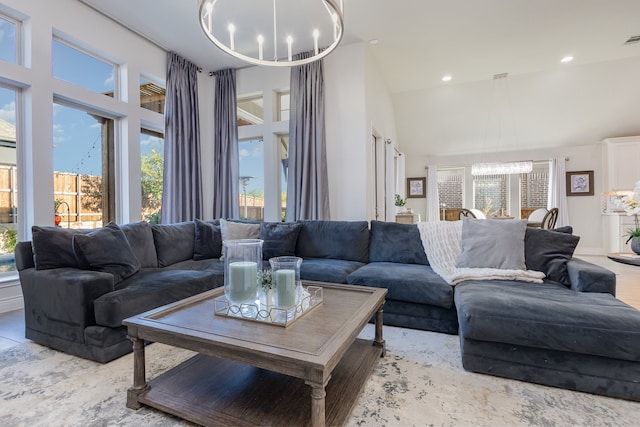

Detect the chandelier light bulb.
xmin=257 ymin=34 xmax=264 ymax=60
xmin=313 ymin=29 xmax=320 ymax=55
xmin=286 ymin=35 xmax=293 ymax=61
xmin=228 ymin=23 xmax=235 ymax=50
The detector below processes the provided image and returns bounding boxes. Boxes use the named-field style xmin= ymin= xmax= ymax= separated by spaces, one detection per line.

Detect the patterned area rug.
xmin=1 ymin=324 xmax=638 ymax=426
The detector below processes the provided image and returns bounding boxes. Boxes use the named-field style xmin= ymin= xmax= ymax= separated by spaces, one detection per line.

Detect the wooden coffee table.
xmin=124 ymin=281 xmax=386 ymax=427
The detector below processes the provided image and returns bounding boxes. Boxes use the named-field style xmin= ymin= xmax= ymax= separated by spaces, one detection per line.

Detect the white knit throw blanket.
xmin=417 ymin=221 xmax=545 ymax=286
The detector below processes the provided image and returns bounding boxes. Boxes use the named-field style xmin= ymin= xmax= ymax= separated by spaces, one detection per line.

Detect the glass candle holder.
xmin=269 ymin=256 xmax=302 ymax=308
xmin=223 ymin=239 xmax=263 ymax=306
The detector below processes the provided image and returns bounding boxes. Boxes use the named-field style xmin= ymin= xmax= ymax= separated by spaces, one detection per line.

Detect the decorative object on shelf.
xmin=406 ymin=177 xmax=426 ymax=198
xmin=566 ymin=170 xmax=595 ymax=196
xmin=214 ymin=285 xmax=323 ymax=327
xmin=614 ymin=180 xmax=640 ymax=254
xmin=223 ymin=239 xmax=263 ymax=312
xmin=198 ymin=0 xmax=344 ymax=67
xmin=269 ymin=256 xmax=303 ymax=308
xmin=471 ymin=73 xmax=533 ymax=176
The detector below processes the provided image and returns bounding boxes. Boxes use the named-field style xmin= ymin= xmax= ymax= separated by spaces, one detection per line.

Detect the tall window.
xmin=277 ymin=92 xmax=290 ymax=121
xmin=52 ymin=39 xmax=116 ymax=98
xmin=473 ymin=174 xmax=508 ymax=217
xmin=0 ymin=87 xmax=17 ymax=273
xmin=520 ymin=161 xmax=549 ymax=218
xmin=53 ymin=103 xmax=114 ymax=228
xmin=139 ymin=78 xmax=165 ymax=114
xmin=140 ymin=129 xmax=164 ymax=223
xmin=237 ymin=95 xmax=264 ymax=126
xmin=238 ymin=139 xmax=265 ymax=220
xmin=0 ymin=15 xmax=17 ymax=64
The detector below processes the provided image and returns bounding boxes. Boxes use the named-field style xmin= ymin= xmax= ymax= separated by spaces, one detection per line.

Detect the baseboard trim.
xmin=574 ymin=247 xmax=604 ymax=256
xmin=0 ymin=291 xmax=24 ymax=314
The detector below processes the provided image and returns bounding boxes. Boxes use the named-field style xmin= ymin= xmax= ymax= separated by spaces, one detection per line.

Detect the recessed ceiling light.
xmin=561 ymin=56 xmax=574 ymax=63
xmin=368 ymin=39 xmax=379 ymax=45
xmin=442 ymin=75 xmax=452 ymax=82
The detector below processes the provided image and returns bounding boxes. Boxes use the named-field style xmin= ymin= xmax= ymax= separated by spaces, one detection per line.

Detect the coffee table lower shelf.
xmin=136 ymin=338 xmax=382 ymax=427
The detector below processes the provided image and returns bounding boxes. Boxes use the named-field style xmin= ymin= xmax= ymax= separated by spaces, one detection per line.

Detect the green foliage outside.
xmin=141 ymin=147 xmax=163 ymax=224
xmin=0 ymin=227 xmax=17 ymax=255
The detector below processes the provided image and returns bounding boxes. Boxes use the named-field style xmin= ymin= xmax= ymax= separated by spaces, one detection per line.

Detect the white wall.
xmin=364 ymin=47 xmax=399 ymax=221
xmin=324 ymin=43 xmax=367 ymax=220
xmin=393 ymin=56 xmax=640 ymax=157
xmin=404 ymin=143 xmax=605 ymax=254
xmin=323 ymin=42 xmax=399 ymax=221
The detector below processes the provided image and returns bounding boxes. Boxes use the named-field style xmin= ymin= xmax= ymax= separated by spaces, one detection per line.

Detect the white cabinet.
xmin=603 ymin=213 xmax=637 ymax=253
xmin=602 ymin=136 xmax=640 ymax=191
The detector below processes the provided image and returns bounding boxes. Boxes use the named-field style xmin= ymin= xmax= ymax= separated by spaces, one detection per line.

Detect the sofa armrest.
xmin=19 ymin=267 xmax=115 ymax=340
xmin=566 ymin=258 xmax=616 ymax=295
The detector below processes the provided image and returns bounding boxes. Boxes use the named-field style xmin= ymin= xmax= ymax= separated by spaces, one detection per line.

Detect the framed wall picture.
xmin=566 ymin=170 xmax=594 ymax=196
xmin=406 ymin=177 xmax=426 ymax=198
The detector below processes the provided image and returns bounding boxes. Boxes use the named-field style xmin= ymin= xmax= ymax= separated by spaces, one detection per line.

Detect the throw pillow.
xmin=220 ymin=219 xmax=260 ymax=241
xmin=259 ymin=222 xmax=302 ymax=260
xmin=194 ymin=219 xmax=223 ymax=260
xmin=456 ymin=219 xmax=528 ymax=270
xmin=31 ymin=226 xmax=91 ymax=270
xmin=525 ymin=227 xmax=580 ymax=285
xmin=72 ymin=222 xmax=141 ymax=283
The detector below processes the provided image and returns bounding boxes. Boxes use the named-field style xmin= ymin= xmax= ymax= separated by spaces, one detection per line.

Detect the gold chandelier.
xmin=199 ymin=0 xmax=344 ymax=67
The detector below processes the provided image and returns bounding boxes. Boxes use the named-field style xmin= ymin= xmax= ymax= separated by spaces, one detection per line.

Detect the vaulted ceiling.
xmin=81 ymin=0 xmax=640 ymax=94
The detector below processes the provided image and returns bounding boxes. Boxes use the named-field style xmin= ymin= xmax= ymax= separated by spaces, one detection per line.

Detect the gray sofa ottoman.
xmin=455 ymin=279 xmax=640 ymax=401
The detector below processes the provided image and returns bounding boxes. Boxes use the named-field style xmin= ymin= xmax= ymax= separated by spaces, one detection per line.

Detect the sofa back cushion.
xmin=152 ymin=221 xmax=195 ymax=267
xmin=525 ymin=227 xmax=580 ymax=285
xmin=295 ymin=220 xmax=369 ymax=263
xmin=260 ymin=222 xmax=302 ymax=260
xmin=121 ymin=221 xmax=158 ymax=268
xmin=72 ymin=222 xmax=141 ymax=283
xmin=31 ymin=226 xmax=91 ymax=270
xmin=368 ymin=220 xmax=429 ymax=265
xmin=194 ymin=219 xmax=223 ymax=260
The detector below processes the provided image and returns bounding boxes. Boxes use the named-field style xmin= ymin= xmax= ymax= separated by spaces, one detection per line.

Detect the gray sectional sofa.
xmin=15 ymin=218 xmax=640 ymax=401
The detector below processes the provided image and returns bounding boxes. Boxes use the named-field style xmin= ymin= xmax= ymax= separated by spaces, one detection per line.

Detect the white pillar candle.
xmin=276 ymin=269 xmax=296 ymax=307
xmin=228 ymin=261 xmax=257 ymax=303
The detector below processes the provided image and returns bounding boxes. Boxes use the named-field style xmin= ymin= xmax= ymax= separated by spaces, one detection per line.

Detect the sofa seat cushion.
xmin=300 ymin=258 xmax=365 ymax=284
xmin=165 ymin=258 xmax=225 ymax=274
xmin=347 ymin=262 xmax=453 ymax=309
xmin=455 ymin=280 xmax=640 ymax=362
xmin=94 ymin=269 xmax=217 ymax=328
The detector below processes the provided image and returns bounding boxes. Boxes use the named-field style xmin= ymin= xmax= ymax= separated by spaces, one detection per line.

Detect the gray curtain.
xmin=286 ymin=52 xmax=330 ymax=221
xmin=212 ymin=68 xmax=240 ymax=219
xmin=161 ymin=52 xmax=203 ymax=223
